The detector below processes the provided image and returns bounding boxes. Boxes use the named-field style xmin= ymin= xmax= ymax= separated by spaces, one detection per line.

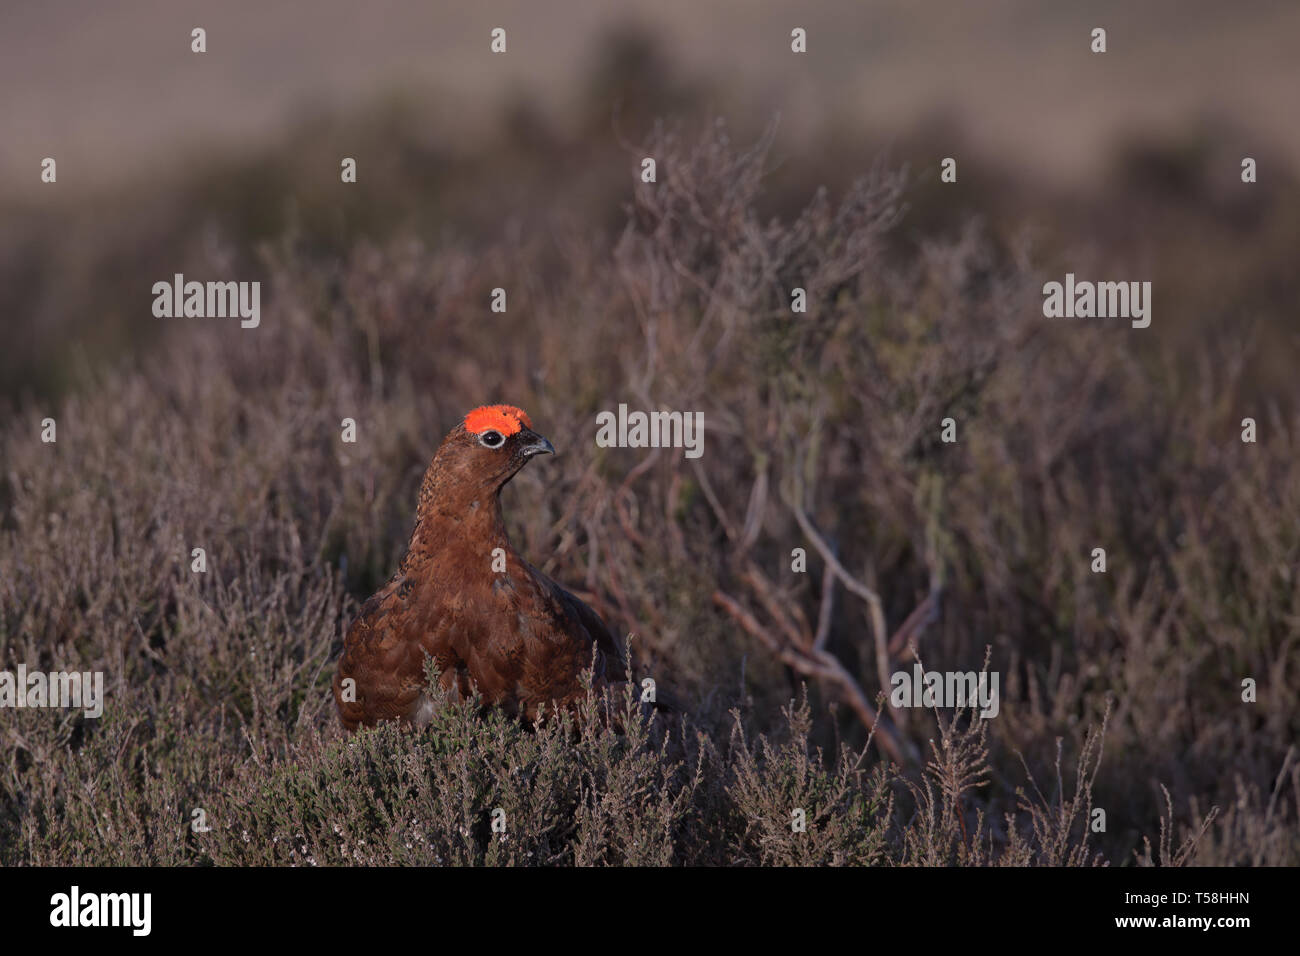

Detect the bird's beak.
xmin=519 ymin=430 xmax=556 ymax=458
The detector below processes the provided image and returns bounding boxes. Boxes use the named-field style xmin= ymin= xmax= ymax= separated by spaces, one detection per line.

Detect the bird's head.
xmin=434 ymin=404 xmax=555 ymax=496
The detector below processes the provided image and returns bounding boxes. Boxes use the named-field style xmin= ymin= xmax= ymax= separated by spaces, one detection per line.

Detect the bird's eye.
xmin=478 ymin=430 xmax=505 ymax=449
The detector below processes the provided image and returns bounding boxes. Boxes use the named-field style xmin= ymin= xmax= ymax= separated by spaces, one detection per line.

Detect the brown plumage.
xmin=333 ymin=405 xmax=646 ymax=732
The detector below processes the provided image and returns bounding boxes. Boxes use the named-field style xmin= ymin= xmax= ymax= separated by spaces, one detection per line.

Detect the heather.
xmin=2 ymin=97 xmax=1298 ymax=865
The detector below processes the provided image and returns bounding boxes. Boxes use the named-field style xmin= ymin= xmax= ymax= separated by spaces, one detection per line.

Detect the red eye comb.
xmin=464 ymin=405 xmax=532 ymax=436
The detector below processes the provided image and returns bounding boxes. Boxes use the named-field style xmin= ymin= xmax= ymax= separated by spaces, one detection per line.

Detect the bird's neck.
xmin=406 ymin=484 xmax=510 ymax=562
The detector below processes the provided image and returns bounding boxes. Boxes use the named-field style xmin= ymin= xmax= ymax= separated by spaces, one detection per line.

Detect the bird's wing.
xmin=542 ymin=577 xmax=684 ymax=715
xmin=539 ymin=576 xmax=629 ymax=685
xmin=334 ymin=576 xmax=426 ymax=730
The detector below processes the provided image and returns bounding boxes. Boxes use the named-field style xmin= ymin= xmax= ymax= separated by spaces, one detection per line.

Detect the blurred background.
xmin=3 ymin=0 xmax=1298 ymax=399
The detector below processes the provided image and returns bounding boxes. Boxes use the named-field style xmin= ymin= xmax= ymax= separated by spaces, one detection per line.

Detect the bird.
xmin=333 ymin=404 xmax=656 ymax=732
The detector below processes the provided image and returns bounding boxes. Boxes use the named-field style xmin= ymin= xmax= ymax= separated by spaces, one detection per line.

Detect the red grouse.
xmin=334 ymin=405 xmax=642 ymax=731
